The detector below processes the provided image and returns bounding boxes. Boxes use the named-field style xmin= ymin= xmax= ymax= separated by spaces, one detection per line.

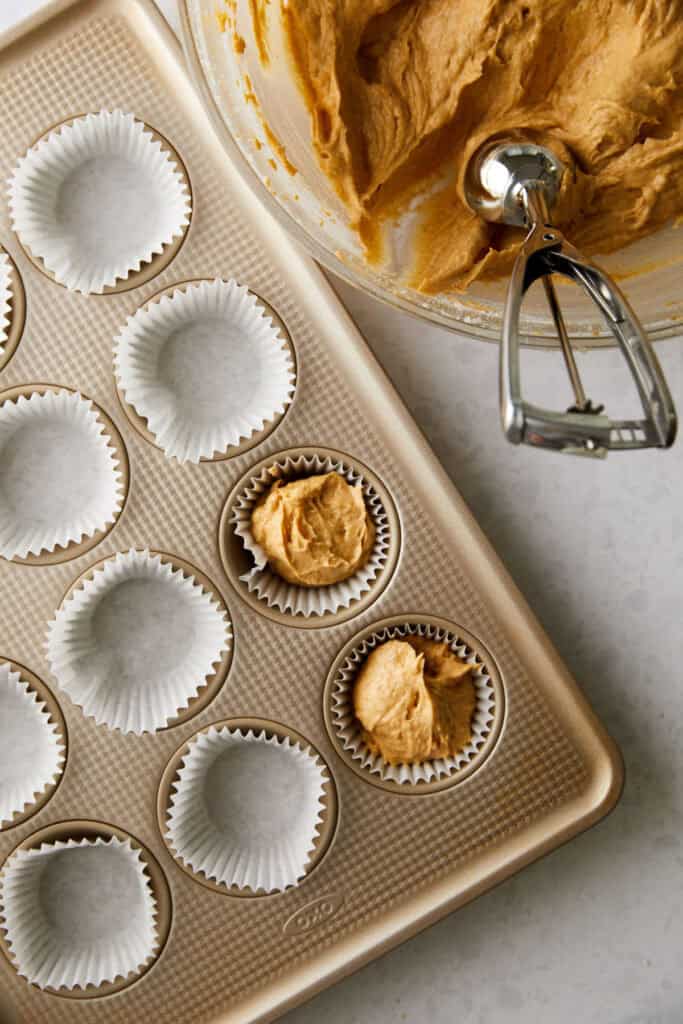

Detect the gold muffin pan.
xmin=0 ymin=2 xmax=621 ymax=1022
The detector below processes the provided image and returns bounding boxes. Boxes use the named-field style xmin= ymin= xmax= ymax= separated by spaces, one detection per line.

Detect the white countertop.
xmin=2 ymin=3 xmax=682 ymax=1022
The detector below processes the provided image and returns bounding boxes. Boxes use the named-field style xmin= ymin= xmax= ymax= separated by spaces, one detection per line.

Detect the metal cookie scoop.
xmin=464 ymin=136 xmax=677 ymax=457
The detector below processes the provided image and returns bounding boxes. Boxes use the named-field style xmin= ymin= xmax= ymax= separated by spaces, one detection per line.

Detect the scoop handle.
xmin=501 ymin=198 xmax=677 ymax=456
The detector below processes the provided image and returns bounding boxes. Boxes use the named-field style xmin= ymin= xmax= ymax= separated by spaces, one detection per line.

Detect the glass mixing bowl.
xmin=180 ymin=0 xmax=683 ymax=348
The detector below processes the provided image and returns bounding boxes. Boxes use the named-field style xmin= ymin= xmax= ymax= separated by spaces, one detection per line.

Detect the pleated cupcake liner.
xmin=0 ymin=251 xmax=12 ymax=356
xmin=165 ymin=725 xmax=327 ymax=893
xmin=46 ymin=549 xmax=231 ymax=734
xmin=0 ymin=389 xmax=124 ymax=561
xmin=8 ymin=109 xmax=191 ymax=294
xmin=330 ymin=622 xmax=496 ymax=785
xmin=114 ymin=278 xmax=295 ymax=463
xmin=230 ymin=453 xmax=390 ymax=617
xmin=0 ymin=662 xmax=65 ymax=828
xmin=0 ymin=836 xmax=158 ymax=991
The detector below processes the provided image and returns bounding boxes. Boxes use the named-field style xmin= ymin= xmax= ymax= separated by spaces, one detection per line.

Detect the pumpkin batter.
xmin=250 ymin=472 xmax=375 ymax=586
xmin=353 ymin=637 xmax=477 ymax=764
xmin=282 ymin=0 xmax=683 ymax=293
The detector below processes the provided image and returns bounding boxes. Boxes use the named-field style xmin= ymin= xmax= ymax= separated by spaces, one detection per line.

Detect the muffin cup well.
xmin=114 ymin=278 xmax=296 ymax=463
xmin=224 ymin=449 xmax=397 ymax=621
xmin=324 ymin=616 xmax=504 ymax=792
xmin=0 ymin=249 xmax=25 ymax=375
xmin=46 ymin=549 xmax=232 ymax=735
xmin=0 ymin=387 xmax=126 ymax=562
xmin=8 ymin=110 xmax=191 ymax=294
xmin=0 ymin=252 xmax=11 ymax=355
xmin=0 ymin=661 xmax=66 ymax=829
xmin=160 ymin=719 xmax=336 ymax=895
xmin=0 ymin=828 xmax=165 ymax=994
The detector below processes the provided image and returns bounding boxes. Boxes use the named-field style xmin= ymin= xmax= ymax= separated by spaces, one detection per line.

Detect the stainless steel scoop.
xmin=464 ymin=137 xmax=677 ymax=457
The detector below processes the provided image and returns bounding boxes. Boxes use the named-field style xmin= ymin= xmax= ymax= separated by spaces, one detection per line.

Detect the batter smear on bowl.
xmin=282 ymin=0 xmax=683 ymax=293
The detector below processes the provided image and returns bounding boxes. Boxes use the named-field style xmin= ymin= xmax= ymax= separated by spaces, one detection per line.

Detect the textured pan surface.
xmin=0 ymin=2 xmax=622 ymax=1023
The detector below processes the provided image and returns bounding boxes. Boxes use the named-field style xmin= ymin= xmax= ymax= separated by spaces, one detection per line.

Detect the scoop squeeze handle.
xmin=464 ymin=136 xmax=677 ymax=457
xmin=501 ymin=187 xmax=677 ymax=457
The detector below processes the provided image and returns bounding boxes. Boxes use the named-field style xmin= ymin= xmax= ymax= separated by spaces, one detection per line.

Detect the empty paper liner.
xmin=229 ymin=452 xmax=391 ymax=617
xmin=0 ymin=389 xmax=125 ymax=561
xmin=114 ymin=278 xmax=296 ymax=462
xmin=327 ymin=621 xmax=498 ymax=787
xmin=0 ymin=662 xmax=65 ymax=829
xmin=8 ymin=109 xmax=191 ymax=294
xmin=46 ymin=549 xmax=232 ymax=734
xmin=0 ymin=836 xmax=159 ymax=991
xmin=164 ymin=724 xmax=328 ymax=893
xmin=0 ymin=252 xmax=11 ymax=355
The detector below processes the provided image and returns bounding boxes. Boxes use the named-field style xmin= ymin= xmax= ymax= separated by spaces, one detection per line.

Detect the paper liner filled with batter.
xmin=8 ymin=109 xmax=191 ymax=294
xmin=0 ymin=836 xmax=158 ymax=991
xmin=330 ymin=622 xmax=496 ymax=785
xmin=0 ymin=662 xmax=65 ymax=828
xmin=230 ymin=453 xmax=390 ymax=617
xmin=165 ymin=725 xmax=327 ymax=893
xmin=46 ymin=549 xmax=231 ymax=734
xmin=114 ymin=279 xmax=295 ymax=462
xmin=0 ymin=389 xmax=124 ymax=561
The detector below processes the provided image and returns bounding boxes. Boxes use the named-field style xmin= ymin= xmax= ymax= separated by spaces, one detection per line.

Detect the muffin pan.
xmin=0 ymin=2 xmax=622 ymax=1022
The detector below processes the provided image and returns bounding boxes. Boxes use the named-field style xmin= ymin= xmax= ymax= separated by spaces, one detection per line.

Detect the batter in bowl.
xmin=283 ymin=0 xmax=683 ymax=293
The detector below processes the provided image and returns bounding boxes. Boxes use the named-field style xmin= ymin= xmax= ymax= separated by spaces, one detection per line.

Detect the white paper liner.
xmin=331 ymin=622 xmax=496 ymax=785
xmin=0 ymin=663 xmax=65 ymax=828
xmin=0 ymin=252 xmax=12 ymax=355
xmin=114 ymin=279 xmax=295 ymax=463
xmin=8 ymin=109 xmax=191 ymax=294
xmin=230 ymin=454 xmax=390 ymax=616
xmin=0 ymin=389 xmax=124 ymax=560
xmin=46 ymin=549 xmax=231 ymax=734
xmin=166 ymin=726 xmax=327 ymax=893
xmin=0 ymin=836 xmax=158 ymax=991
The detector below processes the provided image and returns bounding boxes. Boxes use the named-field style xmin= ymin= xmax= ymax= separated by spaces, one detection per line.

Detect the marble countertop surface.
xmin=2 ymin=3 xmax=682 ymax=1022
